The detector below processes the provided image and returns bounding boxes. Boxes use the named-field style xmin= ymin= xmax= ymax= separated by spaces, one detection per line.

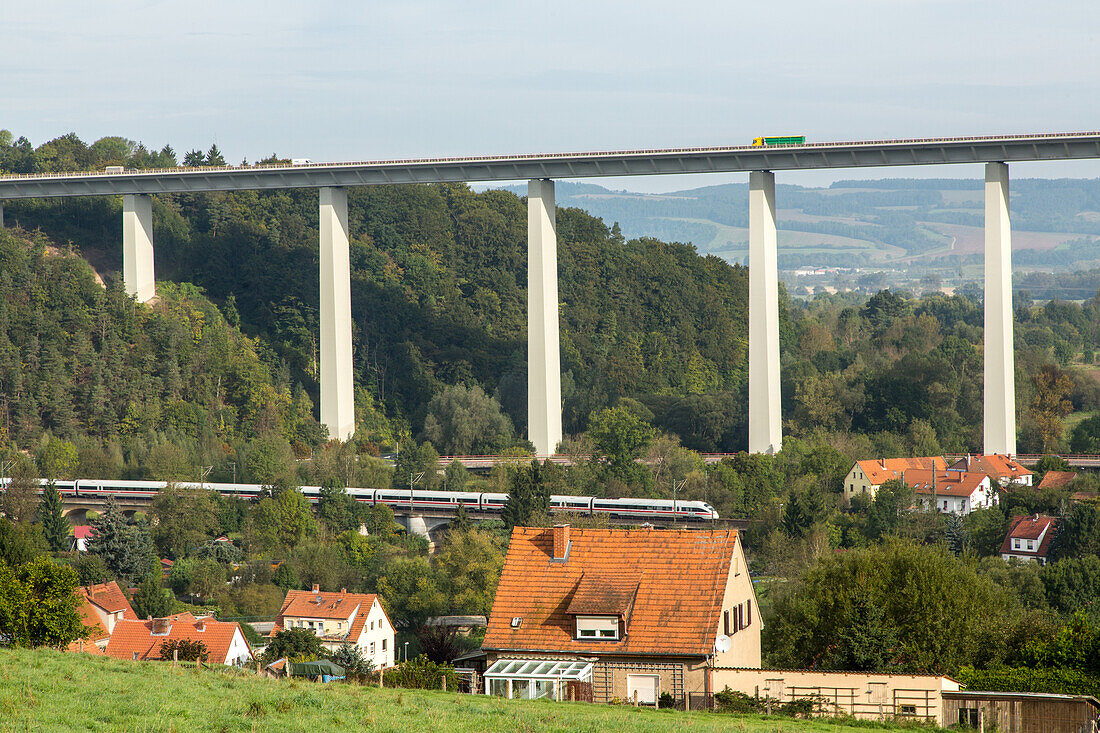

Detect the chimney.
xmin=552 ymin=524 xmax=571 ymax=561
xmin=312 ymin=584 xmax=320 ymax=593
xmin=196 ymin=619 xmax=206 ymax=633
xmin=880 ymin=458 xmax=886 ymax=470
xmin=151 ymin=618 xmax=170 ymax=635
xmin=340 ymin=588 xmax=347 ymax=594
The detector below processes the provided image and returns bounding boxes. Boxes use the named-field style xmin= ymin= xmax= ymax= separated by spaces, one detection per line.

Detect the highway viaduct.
xmin=4 ymin=132 xmax=1100 ymax=456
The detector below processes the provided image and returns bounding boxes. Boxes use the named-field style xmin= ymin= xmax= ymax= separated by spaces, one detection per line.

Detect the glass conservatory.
xmin=483 ymin=658 xmax=594 ymax=700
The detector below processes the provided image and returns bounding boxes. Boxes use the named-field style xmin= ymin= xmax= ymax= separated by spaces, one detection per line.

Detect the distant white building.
xmin=273 ymin=586 xmax=395 ymax=668
xmin=905 ymin=468 xmax=997 ymax=516
xmin=1000 ymin=514 xmax=1059 ymax=565
xmin=946 ymin=454 xmax=1032 ymax=488
xmin=843 ymin=457 xmax=946 ymax=502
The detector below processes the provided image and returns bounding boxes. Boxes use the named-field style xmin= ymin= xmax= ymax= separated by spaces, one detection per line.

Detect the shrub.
xmin=386 ymin=655 xmax=457 ymax=691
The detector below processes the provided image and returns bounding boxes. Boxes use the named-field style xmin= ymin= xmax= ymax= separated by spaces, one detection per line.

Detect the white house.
xmin=105 ymin=613 xmax=253 ymax=666
xmin=905 ymin=468 xmax=997 ymax=516
xmin=947 ymin=454 xmax=1032 ymax=488
xmin=843 ymin=457 xmax=946 ymax=502
xmin=273 ymin=586 xmax=395 ymax=668
xmin=1000 ymin=514 xmax=1059 ymax=565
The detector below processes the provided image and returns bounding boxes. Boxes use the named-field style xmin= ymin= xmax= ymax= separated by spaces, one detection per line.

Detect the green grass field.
xmin=0 ymin=648 xmax=947 ymax=733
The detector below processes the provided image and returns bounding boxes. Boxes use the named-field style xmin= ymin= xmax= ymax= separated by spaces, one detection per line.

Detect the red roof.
xmin=272 ymin=588 xmax=381 ymax=641
xmin=104 ymin=614 xmax=249 ymax=664
xmin=948 ymin=454 xmax=1032 ymax=481
xmin=1039 ymin=471 xmax=1078 ymax=490
xmin=855 ymin=457 xmax=946 ymax=486
xmin=905 ymin=468 xmax=989 ymax=497
xmin=73 ymin=526 xmax=93 ymax=539
xmin=999 ymin=515 xmax=1059 ymax=559
xmin=483 ymin=526 xmax=742 ymax=657
xmin=79 ymin=581 xmax=135 ymax=616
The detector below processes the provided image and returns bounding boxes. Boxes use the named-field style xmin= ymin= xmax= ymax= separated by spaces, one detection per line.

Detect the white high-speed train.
xmin=5 ymin=478 xmax=720 ymax=521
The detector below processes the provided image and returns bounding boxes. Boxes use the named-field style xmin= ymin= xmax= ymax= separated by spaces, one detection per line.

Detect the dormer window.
xmin=576 ymin=616 xmax=618 ymax=640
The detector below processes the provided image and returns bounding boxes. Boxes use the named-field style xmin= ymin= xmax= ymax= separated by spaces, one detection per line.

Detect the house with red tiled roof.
xmin=1000 ymin=514 xmax=1060 ymax=565
xmin=1039 ymin=471 xmax=1078 ymax=490
xmin=947 ymin=454 xmax=1032 ymax=488
xmin=904 ymin=467 xmax=997 ymax=515
xmin=479 ymin=525 xmax=759 ymax=705
xmin=844 ymin=457 xmax=946 ymax=503
xmin=105 ymin=613 xmax=253 ymax=666
xmin=273 ymin=586 xmax=394 ymax=668
xmin=67 ymin=581 xmax=137 ymax=654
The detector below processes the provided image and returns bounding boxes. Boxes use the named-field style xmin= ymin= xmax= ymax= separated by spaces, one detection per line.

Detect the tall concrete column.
xmin=984 ymin=162 xmax=1016 ymax=456
xmin=122 ymin=194 xmax=155 ymax=302
xmin=748 ymin=171 xmax=782 ymax=454
xmin=319 ymin=187 xmax=355 ymax=442
xmin=528 ymin=179 xmax=563 ymax=456
xmin=0 ymin=203 xmax=4 ymax=227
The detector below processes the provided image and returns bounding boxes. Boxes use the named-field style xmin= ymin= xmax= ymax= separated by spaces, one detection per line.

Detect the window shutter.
xmin=737 ymin=603 xmax=743 ymax=631
xmin=723 ymin=610 xmax=730 ymax=636
xmin=747 ymin=600 xmax=752 ymax=626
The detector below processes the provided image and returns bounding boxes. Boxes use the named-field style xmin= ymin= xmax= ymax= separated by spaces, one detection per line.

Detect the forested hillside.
xmin=1 ymin=131 xmax=752 ymax=452
xmin=0 ymin=226 xmax=323 ymax=479
xmin=7 ymin=130 xmax=1100 ymax=467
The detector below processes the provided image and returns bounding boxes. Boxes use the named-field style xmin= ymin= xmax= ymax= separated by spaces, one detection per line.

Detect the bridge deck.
xmin=2 ymin=133 xmax=1099 ymax=199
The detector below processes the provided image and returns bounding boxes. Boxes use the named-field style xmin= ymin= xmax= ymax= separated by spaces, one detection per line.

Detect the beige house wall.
xmin=711 ymin=667 xmax=960 ymax=726
xmin=844 ymin=465 xmax=877 ymax=502
xmin=711 ymin=534 xmax=761 ymax=669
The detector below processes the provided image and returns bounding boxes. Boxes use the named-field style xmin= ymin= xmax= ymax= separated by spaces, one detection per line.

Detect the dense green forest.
xmin=6 ymin=130 xmax=1100 ymax=474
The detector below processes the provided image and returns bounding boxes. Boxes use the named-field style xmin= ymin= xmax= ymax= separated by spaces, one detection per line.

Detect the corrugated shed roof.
xmin=483 ymin=526 xmax=738 ymax=657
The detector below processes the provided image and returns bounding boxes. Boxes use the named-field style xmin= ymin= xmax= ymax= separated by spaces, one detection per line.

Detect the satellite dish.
xmin=714 ymin=635 xmax=732 ymax=653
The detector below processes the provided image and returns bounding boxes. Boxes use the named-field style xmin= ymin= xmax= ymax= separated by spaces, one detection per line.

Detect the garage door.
xmin=627 ymin=674 xmax=659 ymax=705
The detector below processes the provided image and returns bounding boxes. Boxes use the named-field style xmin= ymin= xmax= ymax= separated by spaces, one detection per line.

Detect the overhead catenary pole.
xmin=319 ymin=187 xmax=355 ymax=442
xmin=984 ymin=162 xmax=1016 ymax=456
xmin=527 ymin=179 xmax=563 ymax=457
xmin=748 ymin=171 xmax=782 ymax=454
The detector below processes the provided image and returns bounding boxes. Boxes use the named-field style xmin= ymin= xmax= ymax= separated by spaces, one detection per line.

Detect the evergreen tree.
xmin=317 ymin=479 xmax=359 ymax=535
xmin=86 ymin=498 xmax=155 ymax=583
xmin=39 ymin=480 xmax=69 ymax=552
xmin=945 ymin=513 xmax=969 ymax=556
xmin=451 ymin=502 xmax=472 ymax=533
xmin=205 ymin=144 xmax=226 ymax=166
xmin=502 ymin=461 xmax=549 ymax=528
xmin=131 ymin=572 xmax=174 ymax=619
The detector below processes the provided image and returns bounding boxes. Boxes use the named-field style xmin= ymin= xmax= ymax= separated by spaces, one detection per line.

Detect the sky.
xmin=4 ymin=1 xmax=1100 ymax=192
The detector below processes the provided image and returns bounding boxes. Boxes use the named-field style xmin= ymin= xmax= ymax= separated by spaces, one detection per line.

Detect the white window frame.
xmin=575 ymin=616 xmax=619 ymax=640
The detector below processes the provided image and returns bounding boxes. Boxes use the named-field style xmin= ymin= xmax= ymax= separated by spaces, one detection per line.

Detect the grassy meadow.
xmin=0 ymin=648 xmax=950 ymax=733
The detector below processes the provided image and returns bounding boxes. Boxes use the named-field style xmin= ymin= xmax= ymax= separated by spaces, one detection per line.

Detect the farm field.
xmin=0 ymin=648 xmax=948 ymax=733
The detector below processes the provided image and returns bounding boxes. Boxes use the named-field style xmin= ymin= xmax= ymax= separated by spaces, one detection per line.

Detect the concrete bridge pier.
xmin=527 ymin=179 xmax=563 ymax=457
xmin=748 ymin=171 xmax=782 ymax=454
xmin=984 ymin=162 xmax=1016 ymax=456
xmin=319 ymin=187 xmax=355 ymax=442
xmin=123 ymin=194 xmax=155 ymax=302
